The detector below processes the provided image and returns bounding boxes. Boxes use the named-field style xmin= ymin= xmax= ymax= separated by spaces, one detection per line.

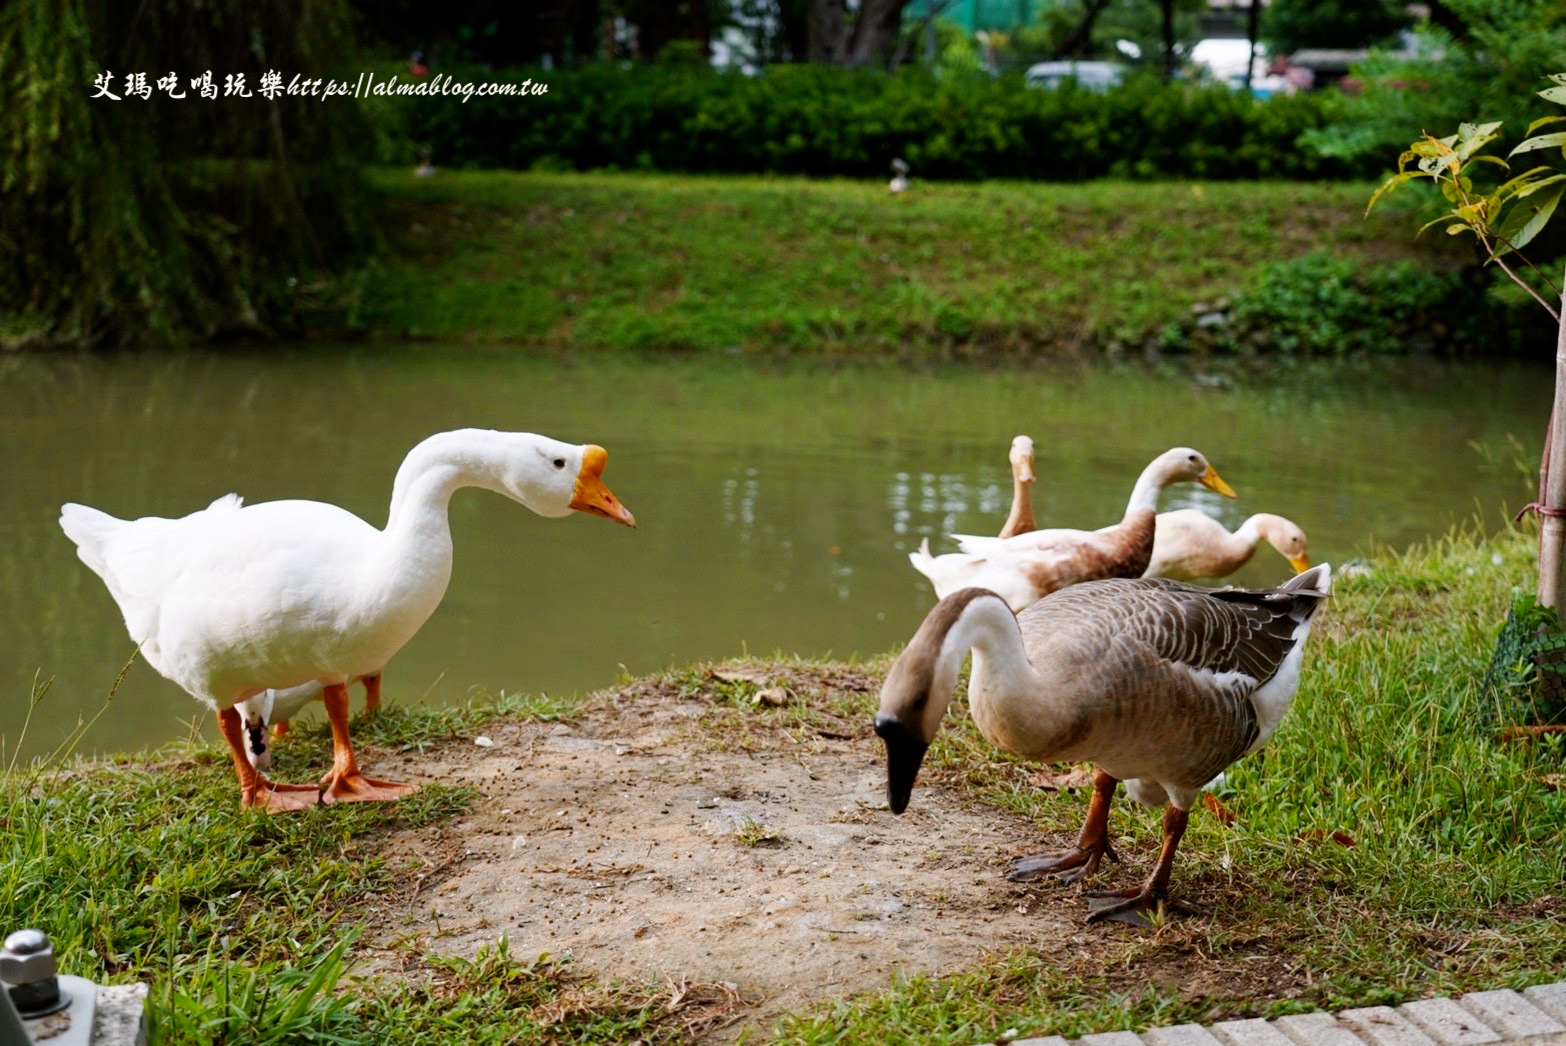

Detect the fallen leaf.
xmin=754 ymin=687 xmax=793 ymax=707
xmin=1202 ymin=793 xmax=1238 ymax=825
xmin=1027 ymin=766 xmax=1094 ymax=791
xmin=1294 ymin=829 xmax=1356 ymax=848
xmin=711 ymin=667 xmax=772 ymax=685
xmin=1496 ymin=724 xmax=1566 ymax=742
xmin=1541 ymin=774 xmax=1564 ymax=791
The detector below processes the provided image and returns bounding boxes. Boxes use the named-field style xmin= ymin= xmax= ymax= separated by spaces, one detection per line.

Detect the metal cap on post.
xmin=0 ymin=929 xmax=70 ymax=1019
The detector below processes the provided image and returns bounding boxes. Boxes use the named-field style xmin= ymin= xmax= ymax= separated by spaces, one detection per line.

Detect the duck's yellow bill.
xmin=1199 ymin=466 xmax=1237 ymax=499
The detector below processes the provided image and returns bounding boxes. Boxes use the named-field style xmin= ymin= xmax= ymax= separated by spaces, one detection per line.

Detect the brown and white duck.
xmin=1145 ymin=509 xmax=1310 ymax=581
xmin=873 ymin=564 xmax=1331 ymax=924
xmin=998 ymin=435 xmax=1037 ymax=539
xmin=909 ymin=448 xmax=1236 ymax=612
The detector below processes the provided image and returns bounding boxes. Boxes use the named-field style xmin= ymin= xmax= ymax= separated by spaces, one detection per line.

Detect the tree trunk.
xmin=1058 ymin=0 xmax=1112 ymax=58
xmin=1243 ymin=0 xmax=1260 ymax=92
xmin=1540 ymin=274 xmax=1566 ymax=609
xmin=1160 ymin=0 xmax=1176 ymax=81
xmin=843 ymin=0 xmax=906 ymax=68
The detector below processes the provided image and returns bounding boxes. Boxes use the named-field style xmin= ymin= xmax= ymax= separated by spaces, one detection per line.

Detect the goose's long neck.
xmin=937 ymin=595 xmax=1079 ymax=757
xmin=385 ymin=431 xmax=512 ymax=533
xmin=376 ymin=431 xmax=514 ymax=592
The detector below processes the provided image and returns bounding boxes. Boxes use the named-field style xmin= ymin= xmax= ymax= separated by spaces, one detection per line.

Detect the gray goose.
xmin=910 ymin=448 xmax=1237 ymax=612
xmin=874 ymin=564 xmax=1331 ymax=924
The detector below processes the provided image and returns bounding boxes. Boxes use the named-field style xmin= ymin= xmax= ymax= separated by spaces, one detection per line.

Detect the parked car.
xmin=1023 ymin=60 xmax=1126 ymax=91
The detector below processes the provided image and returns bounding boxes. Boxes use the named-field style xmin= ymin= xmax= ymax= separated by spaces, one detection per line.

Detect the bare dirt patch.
xmin=359 ymin=668 xmax=1096 ymax=1035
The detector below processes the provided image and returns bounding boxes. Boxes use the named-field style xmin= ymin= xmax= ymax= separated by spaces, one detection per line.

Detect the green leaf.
xmin=1526 ymin=114 xmax=1566 ymax=135
xmin=1493 ymin=183 xmax=1564 ymax=258
xmin=1510 ymin=131 xmax=1566 ymax=157
xmin=1515 ymin=173 xmax=1566 ymax=200
xmin=1366 ymin=171 xmax=1422 ymax=214
xmin=1455 ymin=121 xmax=1502 ymax=160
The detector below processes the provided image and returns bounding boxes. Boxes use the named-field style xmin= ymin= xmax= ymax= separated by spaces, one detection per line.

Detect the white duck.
xmin=1144 ymin=509 xmax=1310 ymax=581
xmin=60 ymin=429 xmax=636 ymax=812
xmin=910 ymin=448 xmax=1236 ymax=612
xmin=997 ymin=435 xmax=1037 ymax=540
xmin=874 ymin=564 xmax=1331 ymax=924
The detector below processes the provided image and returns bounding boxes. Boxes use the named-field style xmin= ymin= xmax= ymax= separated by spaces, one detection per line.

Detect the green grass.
xmin=350 ymin=170 xmax=1466 ymax=355
xmin=5 ymin=526 xmax=1562 ymax=1042
xmin=0 ymin=690 xmax=708 ymax=1043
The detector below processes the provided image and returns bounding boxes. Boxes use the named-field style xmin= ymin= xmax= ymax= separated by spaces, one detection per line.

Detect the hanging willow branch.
xmin=0 ymin=0 xmax=374 ymax=347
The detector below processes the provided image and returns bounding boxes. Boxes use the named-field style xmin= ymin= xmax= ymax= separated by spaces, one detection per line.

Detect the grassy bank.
xmin=4 ymin=525 xmax=1563 ymax=1043
xmin=348 ymin=170 xmax=1487 ymax=357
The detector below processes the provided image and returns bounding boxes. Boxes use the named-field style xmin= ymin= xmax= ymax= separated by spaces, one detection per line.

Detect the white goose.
xmin=910 ymin=448 xmax=1236 ymax=612
xmin=60 ymin=429 xmax=636 ymax=811
xmin=1145 ymin=509 xmax=1310 ymax=581
xmin=874 ymin=564 xmax=1331 ymax=924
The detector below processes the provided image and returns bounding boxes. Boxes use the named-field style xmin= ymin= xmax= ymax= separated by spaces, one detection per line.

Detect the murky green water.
xmin=1 ymin=348 xmax=1548 ymax=759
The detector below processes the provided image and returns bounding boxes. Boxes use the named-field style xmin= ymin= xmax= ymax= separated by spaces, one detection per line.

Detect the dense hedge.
xmin=387 ymin=63 xmax=1368 ymax=181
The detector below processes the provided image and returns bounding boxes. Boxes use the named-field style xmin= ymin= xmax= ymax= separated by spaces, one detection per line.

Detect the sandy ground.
xmin=355 ymin=668 xmax=1115 ymax=1036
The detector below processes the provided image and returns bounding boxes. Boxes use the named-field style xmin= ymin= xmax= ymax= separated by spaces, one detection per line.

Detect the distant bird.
xmin=997 ymin=436 xmax=1037 ymax=539
xmin=874 ymin=564 xmax=1332 ymax=924
xmin=889 ymin=157 xmax=910 ymax=194
xmin=415 ymin=147 xmax=437 ymax=178
xmin=60 ymin=429 xmax=635 ymax=812
xmin=1144 ymin=509 xmax=1310 ymax=581
xmin=911 ymin=448 xmax=1236 ymax=611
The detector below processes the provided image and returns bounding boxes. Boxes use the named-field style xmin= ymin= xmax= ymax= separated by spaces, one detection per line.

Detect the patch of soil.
xmin=360 ymin=681 xmax=1096 ymax=1035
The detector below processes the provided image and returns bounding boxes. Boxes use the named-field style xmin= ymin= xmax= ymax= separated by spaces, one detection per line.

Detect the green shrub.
xmin=1223 ymin=251 xmax=1489 ymax=354
xmin=378 ymin=63 xmax=1367 ymax=181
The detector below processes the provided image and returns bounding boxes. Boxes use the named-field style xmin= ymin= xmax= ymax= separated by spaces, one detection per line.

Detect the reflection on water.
xmin=0 ymin=348 xmax=1548 ymax=759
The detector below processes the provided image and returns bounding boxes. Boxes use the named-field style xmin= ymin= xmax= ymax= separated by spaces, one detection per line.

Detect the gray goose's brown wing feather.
xmin=1016 ymin=574 xmax=1327 ymax=786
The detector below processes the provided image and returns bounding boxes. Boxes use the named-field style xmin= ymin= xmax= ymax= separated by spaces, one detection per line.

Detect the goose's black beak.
xmin=873 ymin=714 xmax=928 ymax=815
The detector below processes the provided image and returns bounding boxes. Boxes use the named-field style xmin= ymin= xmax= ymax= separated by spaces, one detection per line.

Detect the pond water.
xmin=1 ymin=348 xmax=1549 ymax=760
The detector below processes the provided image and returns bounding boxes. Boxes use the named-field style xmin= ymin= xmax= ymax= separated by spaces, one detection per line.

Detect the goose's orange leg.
xmin=1084 ymin=803 xmax=1190 ymax=926
xmin=1007 ymin=769 xmax=1121 ymax=883
xmin=318 ymin=682 xmax=416 ymax=804
xmin=218 ymin=706 xmax=318 ymax=812
xmin=271 ymin=673 xmax=380 ymax=740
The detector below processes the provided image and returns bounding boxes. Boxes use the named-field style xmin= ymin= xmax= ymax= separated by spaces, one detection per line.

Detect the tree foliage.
xmin=1302 ymin=0 xmax=1566 ymax=167
xmin=0 ymin=0 xmax=373 ymax=347
xmin=1261 ymin=0 xmax=1412 ymax=54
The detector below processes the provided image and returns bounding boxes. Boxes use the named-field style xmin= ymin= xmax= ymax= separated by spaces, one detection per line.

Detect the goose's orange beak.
xmin=1288 ymin=553 xmax=1311 ymax=573
xmin=1199 ymin=465 xmax=1237 ymax=499
xmin=570 ymin=445 xmax=636 ymax=527
xmin=1016 ymin=457 xmax=1036 ymax=484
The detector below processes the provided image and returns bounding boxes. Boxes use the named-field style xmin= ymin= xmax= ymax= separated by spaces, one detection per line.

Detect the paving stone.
xmin=1274 ymin=1011 xmax=1366 ymax=1046
xmin=93 ymin=982 xmax=149 ymax=1046
xmin=1010 ymin=1038 xmax=1071 ymax=1046
xmin=1081 ymin=1032 xmax=1146 ymax=1046
xmin=1399 ymin=998 xmax=1502 ymax=1044
xmin=1212 ymin=1018 xmax=1297 ymax=1046
xmin=1525 ymin=984 xmax=1566 ymax=1026
xmin=1460 ymin=990 xmax=1566 ymax=1039
xmin=1143 ymin=1024 xmax=1224 ymax=1046
xmin=1337 ymin=1006 xmax=1437 ymax=1046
